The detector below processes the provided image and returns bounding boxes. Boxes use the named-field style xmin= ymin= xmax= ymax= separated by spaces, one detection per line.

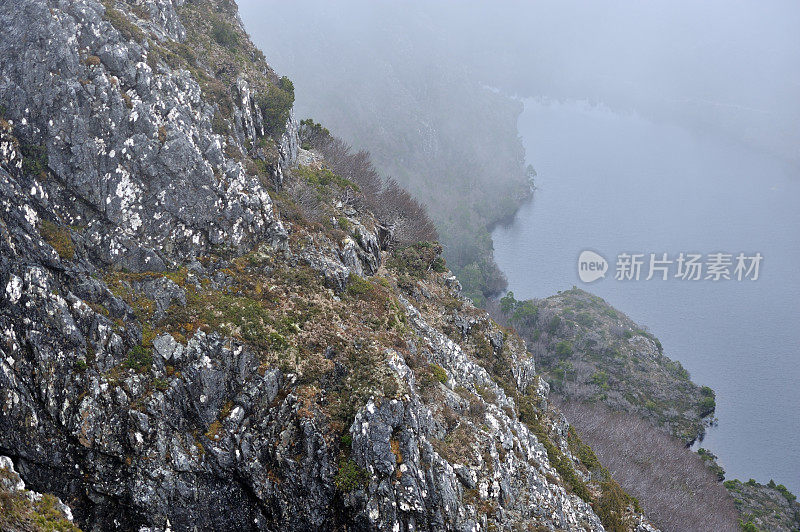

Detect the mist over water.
xmin=492 ymin=99 xmax=800 ymax=492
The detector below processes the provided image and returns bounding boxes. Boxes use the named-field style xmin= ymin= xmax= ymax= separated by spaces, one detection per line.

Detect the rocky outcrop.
xmin=0 ymin=456 xmax=77 ymax=530
xmin=0 ymin=1 xmax=656 ymax=530
xmin=0 ymin=0 xmax=292 ymax=271
xmin=493 ymin=289 xmax=715 ymax=443
xmin=725 ymin=479 xmax=800 ymax=532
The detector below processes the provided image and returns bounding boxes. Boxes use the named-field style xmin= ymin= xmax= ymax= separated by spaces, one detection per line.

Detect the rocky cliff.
xmin=0 ymin=1 xmax=655 ymax=530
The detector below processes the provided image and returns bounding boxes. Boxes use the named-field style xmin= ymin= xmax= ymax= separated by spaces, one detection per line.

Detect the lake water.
xmin=492 ymin=98 xmax=800 ymax=493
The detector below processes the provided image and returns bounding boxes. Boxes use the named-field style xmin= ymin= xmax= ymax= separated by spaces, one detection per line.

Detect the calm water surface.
xmin=492 ymin=99 xmax=800 ymax=492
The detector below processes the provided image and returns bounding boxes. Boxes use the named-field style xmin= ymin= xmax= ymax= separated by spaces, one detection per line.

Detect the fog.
xmin=240 ymin=0 xmax=800 ymax=167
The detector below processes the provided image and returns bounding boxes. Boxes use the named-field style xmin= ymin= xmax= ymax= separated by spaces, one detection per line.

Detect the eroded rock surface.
xmin=0 ymin=1 xmax=657 ymax=530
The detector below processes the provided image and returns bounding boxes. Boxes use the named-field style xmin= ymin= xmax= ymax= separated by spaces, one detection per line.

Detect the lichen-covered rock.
xmin=0 ymin=0 xmax=292 ymax=271
xmin=0 ymin=1 xmax=658 ymax=531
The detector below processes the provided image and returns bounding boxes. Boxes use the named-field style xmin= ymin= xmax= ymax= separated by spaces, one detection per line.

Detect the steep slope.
xmin=725 ymin=479 xmax=800 ymax=532
xmin=492 ymin=289 xmax=714 ymax=443
xmin=0 ymin=0 xmax=654 ymax=530
xmin=238 ymin=1 xmax=534 ymax=303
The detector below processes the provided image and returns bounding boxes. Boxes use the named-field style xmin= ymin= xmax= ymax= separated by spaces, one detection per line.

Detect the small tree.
xmin=258 ymin=76 xmax=294 ymax=137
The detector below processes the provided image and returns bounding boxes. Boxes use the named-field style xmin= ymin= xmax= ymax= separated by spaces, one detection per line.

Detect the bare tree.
xmin=314 ymin=134 xmax=438 ymax=247
xmin=557 ymin=400 xmax=741 ymax=532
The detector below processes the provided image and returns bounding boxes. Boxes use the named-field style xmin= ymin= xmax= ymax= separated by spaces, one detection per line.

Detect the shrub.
xmin=299 ymin=118 xmax=331 ymax=148
xmin=211 ymin=19 xmax=239 ymax=49
xmin=125 ymin=344 xmax=153 ymax=372
xmin=268 ymin=332 xmax=289 ymax=350
xmin=555 ymin=340 xmax=573 ymax=357
xmin=212 ymin=112 xmax=229 ymax=135
xmin=389 ymin=242 xmax=444 ymax=278
xmin=698 ymin=388 xmax=716 ymax=415
xmin=102 ymin=1 xmax=145 ymax=42
xmin=738 ymin=519 xmax=758 ymax=532
xmin=346 ymin=273 xmax=373 ymax=297
xmin=697 ymin=448 xmax=726 ymax=481
xmin=20 ymin=142 xmax=48 ymax=178
xmin=295 ymin=165 xmax=357 ymax=192
xmin=430 ymin=364 xmax=448 ymax=384
xmin=258 ymin=76 xmax=294 ymax=137
xmin=500 ymin=291 xmax=517 ymax=314
xmin=596 ymin=479 xmax=635 ymax=532
xmin=557 ymin=400 xmax=740 ymax=532
xmin=316 ymin=136 xmax=438 ymax=246
xmin=590 ymin=371 xmax=610 ymax=390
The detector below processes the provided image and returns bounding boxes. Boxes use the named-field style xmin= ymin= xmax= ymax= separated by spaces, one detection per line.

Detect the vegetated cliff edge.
xmin=491 ymin=292 xmax=800 ymax=531
xmin=492 ymin=289 xmax=715 ymax=444
xmin=0 ymin=0 xmax=656 ymax=530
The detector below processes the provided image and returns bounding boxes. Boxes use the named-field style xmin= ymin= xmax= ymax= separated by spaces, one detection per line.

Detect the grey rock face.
xmin=0 ymin=1 xmax=656 ymax=531
xmin=0 ymin=0 xmax=293 ymax=270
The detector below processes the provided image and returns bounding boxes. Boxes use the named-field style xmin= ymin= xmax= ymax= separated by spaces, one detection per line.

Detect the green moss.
xmin=334 ymin=459 xmax=369 ymax=492
xmin=102 ymin=1 xmax=145 ymax=42
xmin=20 ymin=142 xmax=48 ymax=178
xmin=125 ymin=344 xmax=153 ymax=372
xmin=39 ymin=220 xmax=75 ymax=260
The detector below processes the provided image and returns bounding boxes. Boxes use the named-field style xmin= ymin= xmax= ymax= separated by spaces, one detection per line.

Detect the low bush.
xmin=555 ymin=340 xmax=573 ymax=357
xmin=102 ymin=1 xmax=145 ymax=42
xmin=211 ymin=19 xmax=239 ymax=49
xmin=20 ymin=142 xmax=48 ymax=178
xmin=126 ymin=344 xmax=153 ymax=372
xmin=388 ymin=242 xmax=445 ymax=278
xmin=305 ymin=133 xmax=438 ymax=247
xmin=38 ymin=220 xmax=74 ymax=260
xmin=430 ymin=364 xmax=448 ymax=384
